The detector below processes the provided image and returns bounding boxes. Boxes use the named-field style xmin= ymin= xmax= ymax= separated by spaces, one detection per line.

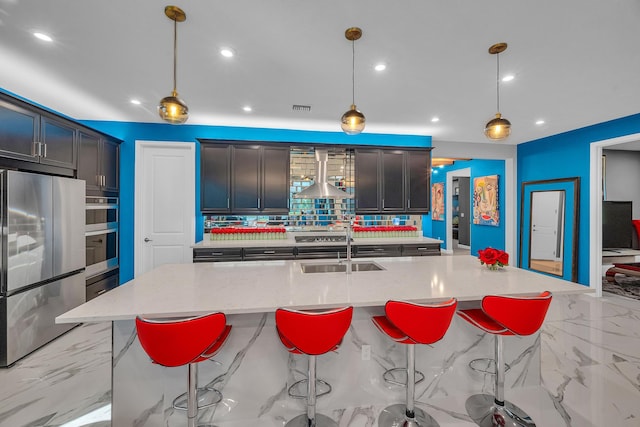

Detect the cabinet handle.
xmin=211 ymin=252 xmax=224 ymax=256
xmin=96 ymin=289 xmax=108 ymax=296
xmin=382 ymin=198 xmax=385 ymax=208
xmin=374 ymin=248 xmax=385 ymax=252
xmin=263 ymin=250 xmax=276 ymax=254
xmin=257 ymin=198 xmax=261 ymax=209
xmin=32 ymin=141 xmax=43 ymax=157
xmin=227 ymin=198 xmax=230 ymax=209
xmin=408 ymin=200 xmax=411 ymax=209
xmin=417 ymin=247 xmax=427 ymax=251
xmin=42 ymin=143 xmax=47 ymax=158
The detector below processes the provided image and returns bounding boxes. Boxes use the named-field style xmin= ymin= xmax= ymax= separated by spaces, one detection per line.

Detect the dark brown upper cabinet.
xmin=78 ymin=130 xmax=120 ymax=195
xmin=354 ymin=148 xmax=431 ymax=214
xmin=0 ymin=96 xmax=77 ymax=170
xmin=200 ymin=142 xmax=290 ymax=214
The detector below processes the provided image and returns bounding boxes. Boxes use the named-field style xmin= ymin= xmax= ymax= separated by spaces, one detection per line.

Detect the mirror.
xmin=520 ymin=177 xmax=579 ymax=282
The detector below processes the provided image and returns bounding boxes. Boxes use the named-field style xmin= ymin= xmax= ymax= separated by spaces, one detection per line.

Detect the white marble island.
xmin=57 ymin=256 xmax=591 ymax=427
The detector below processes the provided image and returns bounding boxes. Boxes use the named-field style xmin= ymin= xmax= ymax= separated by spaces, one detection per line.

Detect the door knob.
xmin=144 ymin=237 xmax=153 ymax=242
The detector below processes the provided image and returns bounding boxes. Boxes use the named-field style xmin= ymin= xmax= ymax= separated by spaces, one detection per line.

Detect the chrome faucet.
xmin=345 ymin=216 xmax=352 ymax=275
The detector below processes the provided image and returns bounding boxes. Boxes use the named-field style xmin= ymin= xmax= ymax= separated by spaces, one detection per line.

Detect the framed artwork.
xmin=472 ymin=175 xmax=499 ymax=226
xmin=431 ymin=182 xmax=444 ymax=221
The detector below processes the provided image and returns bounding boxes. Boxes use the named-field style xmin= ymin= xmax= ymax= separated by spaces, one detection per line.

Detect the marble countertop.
xmin=57 ymin=255 xmax=591 ymax=324
xmin=193 ymin=233 xmax=442 ymax=248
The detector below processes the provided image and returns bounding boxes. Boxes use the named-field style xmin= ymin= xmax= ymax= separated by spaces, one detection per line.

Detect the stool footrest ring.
xmin=383 ymin=367 xmax=425 ymax=387
xmin=172 ymin=387 xmax=222 ymax=411
xmin=469 ymin=358 xmax=511 ymax=375
xmin=288 ymin=378 xmax=332 ymax=399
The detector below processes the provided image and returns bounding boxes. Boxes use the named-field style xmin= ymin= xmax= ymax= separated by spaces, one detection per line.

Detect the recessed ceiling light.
xmin=130 ymin=99 xmax=141 ymax=105
xmin=374 ymin=63 xmax=386 ymax=71
xmin=220 ymin=48 xmax=235 ymax=58
xmin=243 ymin=106 xmax=252 ymax=112
xmin=33 ymin=32 xmax=53 ymax=42
xmin=431 ymin=117 xmax=440 ymax=123
xmin=535 ymin=120 xmax=545 ymax=125
xmin=502 ymin=74 xmax=515 ymax=82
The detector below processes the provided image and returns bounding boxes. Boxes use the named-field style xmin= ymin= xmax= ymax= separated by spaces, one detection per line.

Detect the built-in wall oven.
xmin=85 ymin=197 xmax=119 ymax=280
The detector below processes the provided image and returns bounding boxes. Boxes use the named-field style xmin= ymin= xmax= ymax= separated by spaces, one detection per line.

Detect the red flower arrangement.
xmin=478 ymin=247 xmax=509 ymax=270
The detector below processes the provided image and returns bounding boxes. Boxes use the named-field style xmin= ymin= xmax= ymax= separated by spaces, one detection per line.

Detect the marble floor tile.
xmin=2 ymin=293 xmax=640 ymax=427
xmin=0 ymin=322 xmax=111 ymax=427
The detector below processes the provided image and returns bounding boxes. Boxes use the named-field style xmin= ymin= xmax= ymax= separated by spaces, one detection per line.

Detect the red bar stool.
xmin=136 ymin=312 xmax=232 ymax=427
xmin=372 ymin=298 xmax=457 ymax=427
xmin=275 ymin=306 xmax=353 ymax=427
xmin=457 ymin=291 xmax=552 ymax=427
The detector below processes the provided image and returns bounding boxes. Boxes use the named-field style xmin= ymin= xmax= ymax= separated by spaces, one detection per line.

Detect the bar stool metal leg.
xmin=465 ymin=335 xmax=536 ymax=427
xmin=177 ymin=363 xmax=218 ymax=427
xmin=173 ymin=363 xmax=223 ymax=412
xmin=378 ymin=345 xmax=440 ymax=427
xmin=285 ymin=355 xmax=337 ymax=427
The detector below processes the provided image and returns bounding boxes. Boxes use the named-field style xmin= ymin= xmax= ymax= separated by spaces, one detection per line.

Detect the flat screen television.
xmin=602 ymin=201 xmax=633 ymax=249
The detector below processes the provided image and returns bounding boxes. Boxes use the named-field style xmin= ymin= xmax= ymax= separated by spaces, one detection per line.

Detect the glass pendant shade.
xmin=341 ymin=104 xmax=366 ymax=135
xmin=158 ymin=91 xmax=189 ymax=124
xmin=484 ymin=113 xmax=511 ymax=140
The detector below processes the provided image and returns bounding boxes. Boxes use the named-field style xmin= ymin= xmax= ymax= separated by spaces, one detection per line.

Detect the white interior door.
xmin=135 ymin=141 xmax=195 ymax=277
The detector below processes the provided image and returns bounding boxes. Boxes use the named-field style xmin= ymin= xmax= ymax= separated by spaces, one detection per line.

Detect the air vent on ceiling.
xmin=292 ymin=104 xmax=311 ymax=112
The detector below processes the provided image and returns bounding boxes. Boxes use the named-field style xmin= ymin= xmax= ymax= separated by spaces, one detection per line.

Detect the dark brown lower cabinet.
xmin=86 ymin=269 xmax=119 ymax=301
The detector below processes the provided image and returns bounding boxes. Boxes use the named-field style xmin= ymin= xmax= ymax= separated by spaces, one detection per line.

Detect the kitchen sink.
xmin=301 ymin=261 xmax=385 ymax=273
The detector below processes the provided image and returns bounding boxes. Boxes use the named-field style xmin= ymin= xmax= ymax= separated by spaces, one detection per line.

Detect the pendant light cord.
xmin=351 ymin=39 xmax=356 ymax=106
xmin=173 ymin=17 xmax=178 ymax=93
xmin=496 ymin=52 xmax=500 ymax=113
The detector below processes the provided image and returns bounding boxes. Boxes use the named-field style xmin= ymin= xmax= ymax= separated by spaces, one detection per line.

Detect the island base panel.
xmin=112 ymin=308 xmax=541 ymax=426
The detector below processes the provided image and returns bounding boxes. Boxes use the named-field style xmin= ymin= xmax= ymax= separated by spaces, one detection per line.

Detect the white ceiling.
xmin=1 ymin=0 xmax=639 ymax=145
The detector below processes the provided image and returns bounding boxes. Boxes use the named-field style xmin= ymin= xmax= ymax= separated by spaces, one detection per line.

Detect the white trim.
xmin=589 ymin=132 xmax=640 ymax=297
xmin=446 ymin=168 xmax=470 ymax=252
xmin=134 ymin=140 xmax=196 ymax=278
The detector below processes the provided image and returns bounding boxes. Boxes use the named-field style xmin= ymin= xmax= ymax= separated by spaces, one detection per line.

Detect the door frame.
xmin=134 ymin=140 xmax=196 ymax=278
xmin=589 ymin=132 xmax=640 ymax=297
xmin=446 ymin=168 xmax=471 ymax=253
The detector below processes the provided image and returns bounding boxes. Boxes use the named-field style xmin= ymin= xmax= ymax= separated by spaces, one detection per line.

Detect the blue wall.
xmin=80 ymin=120 xmax=432 ymax=283
xmin=518 ymin=113 xmax=640 ymax=285
xmin=431 ymin=159 xmax=506 ymax=255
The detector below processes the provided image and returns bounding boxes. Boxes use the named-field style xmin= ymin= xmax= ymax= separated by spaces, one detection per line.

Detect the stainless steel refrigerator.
xmin=0 ymin=170 xmax=85 ymax=367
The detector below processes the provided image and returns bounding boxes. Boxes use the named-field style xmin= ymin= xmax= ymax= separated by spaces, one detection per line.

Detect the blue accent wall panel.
xmin=80 ymin=120 xmax=432 ymax=283
xmin=430 ymin=159 xmax=505 ymax=255
xmin=518 ymin=113 xmax=640 ymax=285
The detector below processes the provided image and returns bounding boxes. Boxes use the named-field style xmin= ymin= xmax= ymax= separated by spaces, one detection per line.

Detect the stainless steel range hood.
xmin=293 ymin=149 xmax=353 ymax=199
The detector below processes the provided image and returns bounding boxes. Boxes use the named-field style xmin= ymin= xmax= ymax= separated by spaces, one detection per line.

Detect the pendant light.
xmin=158 ymin=5 xmax=188 ymax=124
xmin=484 ymin=42 xmax=511 ymax=140
xmin=341 ymin=27 xmax=365 ymax=135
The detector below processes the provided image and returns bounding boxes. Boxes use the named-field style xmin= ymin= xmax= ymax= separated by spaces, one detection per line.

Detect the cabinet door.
xmin=201 ymin=144 xmax=231 ymax=212
xmin=354 ymin=149 xmax=380 ymax=213
xmin=101 ymin=138 xmax=120 ymax=193
xmin=381 ymin=150 xmax=405 ymax=212
xmin=40 ymin=116 xmax=77 ymax=169
xmin=0 ymin=99 xmax=39 ymax=162
xmin=78 ymin=131 xmax=101 ymax=192
xmin=261 ymin=146 xmax=290 ymax=214
xmin=232 ymin=146 xmax=261 ymax=212
xmin=406 ymin=150 xmax=430 ymax=213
